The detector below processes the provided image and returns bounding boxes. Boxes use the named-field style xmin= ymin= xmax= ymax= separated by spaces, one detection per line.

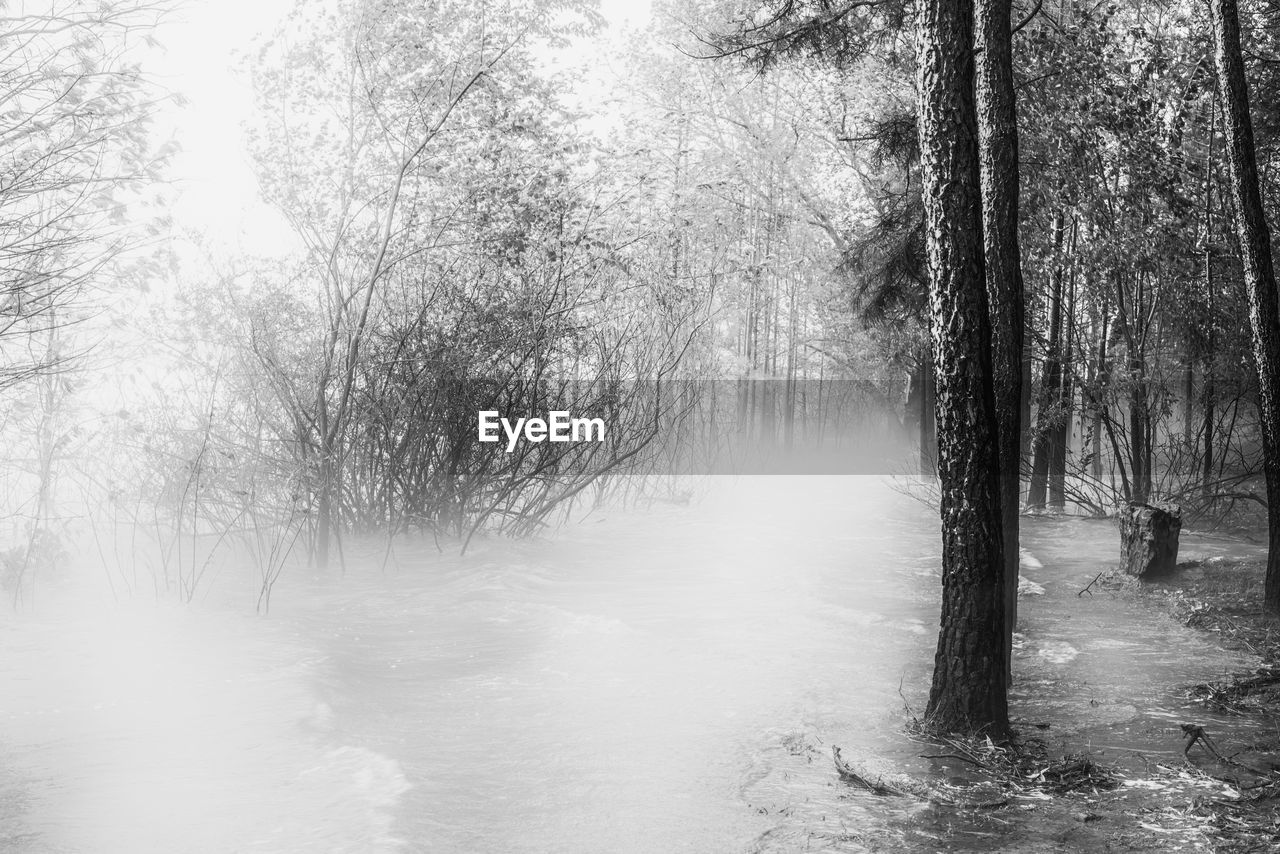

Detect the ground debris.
xmin=1145 ymin=556 xmax=1280 ymax=850
xmin=1150 ymin=559 xmax=1280 ymax=665
xmin=1026 ymin=752 xmax=1122 ymax=794
xmin=1186 ymin=667 xmax=1280 ymax=714
xmin=832 ymin=727 xmax=1123 ymax=815
xmin=1191 ymin=789 xmax=1280 ymax=853
xmin=911 ymin=727 xmax=1122 ymax=797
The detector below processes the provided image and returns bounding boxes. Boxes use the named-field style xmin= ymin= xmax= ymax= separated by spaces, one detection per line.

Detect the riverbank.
xmin=879 ymin=519 xmax=1280 ymax=853
xmin=986 ymin=540 xmax=1280 ymax=852
xmin=1139 ymin=554 xmax=1280 ymax=851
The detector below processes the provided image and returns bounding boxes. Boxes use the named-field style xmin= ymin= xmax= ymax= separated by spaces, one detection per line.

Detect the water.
xmin=0 ymin=477 xmax=1267 ymax=852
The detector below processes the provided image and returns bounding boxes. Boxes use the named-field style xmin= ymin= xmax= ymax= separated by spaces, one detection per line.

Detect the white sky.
xmin=146 ymin=0 xmax=295 ymax=257
xmin=146 ymin=0 xmax=653 ymax=260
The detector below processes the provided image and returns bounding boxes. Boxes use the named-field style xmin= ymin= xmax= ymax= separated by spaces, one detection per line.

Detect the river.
xmin=0 ymin=476 xmax=1265 ymax=852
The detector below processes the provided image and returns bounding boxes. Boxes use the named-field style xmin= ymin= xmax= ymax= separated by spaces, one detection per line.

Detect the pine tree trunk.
xmin=976 ymin=0 xmax=1023 ymax=695
xmin=1209 ymin=0 xmax=1280 ymax=613
xmin=918 ymin=0 xmax=1009 ymax=737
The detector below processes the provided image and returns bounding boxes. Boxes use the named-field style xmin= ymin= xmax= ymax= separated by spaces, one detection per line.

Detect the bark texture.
xmin=1209 ymin=0 xmax=1280 ymax=613
xmin=918 ymin=0 xmax=1009 ymax=737
xmin=975 ymin=0 xmax=1023 ymax=713
xmin=1119 ymin=503 xmax=1182 ymax=578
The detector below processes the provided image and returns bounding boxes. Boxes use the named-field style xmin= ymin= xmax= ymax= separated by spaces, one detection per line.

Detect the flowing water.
xmin=0 ymin=477 xmax=1270 ymax=852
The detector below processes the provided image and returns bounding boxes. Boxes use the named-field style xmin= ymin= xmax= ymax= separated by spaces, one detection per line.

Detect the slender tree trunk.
xmin=1183 ymin=361 xmax=1195 ymax=446
xmin=1049 ymin=243 xmax=1077 ymax=511
xmin=975 ymin=0 xmax=1023 ymax=701
xmin=1202 ymin=98 xmax=1218 ymax=500
xmin=1129 ymin=347 xmax=1150 ymax=505
xmin=1210 ymin=0 xmax=1280 ymax=613
xmin=1020 ymin=342 xmax=1033 ymax=482
xmin=918 ymin=0 xmax=1009 ymax=737
xmin=1202 ymin=255 xmax=1216 ymax=499
xmin=316 ymin=456 xmax=333 ymax=570
xmin=314 ymin=399 xmax=334 ymax=570
xmin=1088 ymin=302 xmax=1110 ymax=480
xmin=1048 ymin=397 xmax=1069 ymax=508
xmin=1029 ymin=212 xmax=1066 ymax=509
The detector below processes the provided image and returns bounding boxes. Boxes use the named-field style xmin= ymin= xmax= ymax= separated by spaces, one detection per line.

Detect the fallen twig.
xmin=1078 ymin=571 xmax=1105 ymax=597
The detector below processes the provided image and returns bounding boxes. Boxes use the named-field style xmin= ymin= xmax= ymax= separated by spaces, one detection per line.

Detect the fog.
xmin=2 ymin=477 xmax=1267 ymax=851
xmin=3 ymin=0 xmax=1279 ymax=850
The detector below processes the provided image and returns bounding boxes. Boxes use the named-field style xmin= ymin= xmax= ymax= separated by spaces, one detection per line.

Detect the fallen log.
xmin=832 ymin=746 xmax=910 ymax=796
xmin=832 ymin=746 xmax=1007 ymax=808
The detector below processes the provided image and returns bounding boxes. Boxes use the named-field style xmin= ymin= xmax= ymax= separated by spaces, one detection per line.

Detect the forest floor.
xmin=1137 ymin=555 xmax=1280 ymax=851
xmin=971 ymin=555 xmax=1280 ymax=853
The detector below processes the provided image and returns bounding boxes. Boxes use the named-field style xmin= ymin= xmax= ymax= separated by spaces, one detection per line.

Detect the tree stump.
xmin=1119 ymin=503 xmax=1182 ymax=577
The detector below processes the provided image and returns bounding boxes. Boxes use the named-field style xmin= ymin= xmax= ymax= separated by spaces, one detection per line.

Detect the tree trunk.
xmin=1029 ymin=212 xmax=1066 ymax=510
xmin=1119 ymin=503 xmax=1182 ymax=578
xmin=1089 ymin=302 xmax=1110 ymax=480
xmin=1209 ymin=0 xmax=1280 ymax=613
xmin=1048 ymin=396 xmax=1069 ymax=508
xmin=1128 ymin=354 xmax=1149 ymax=505
xmin=1117 ymin=270 xmax=1152 ymax=506
xmin=1020 ymin=342 xmax=1033 ymax=482
xmin=976 ymin=0 xmax=1023 ymax=702
xmin=1202 ymin=245 xmax=1216 ymax=500
xmin=1049 ymin=239 xmax=1077 ymax=511
xmin=918 ymin=0 xmax=1009 ymax=738
xmin=1183 ymin=361 xmax=1195 ymax=446
xmin=315 ymin=451 xmax=334 ymax=570
xmin=1202 ymin=97 xmax=1217 ymax=501
xmin=1202 ymin=386 xmax=1215 ymax=499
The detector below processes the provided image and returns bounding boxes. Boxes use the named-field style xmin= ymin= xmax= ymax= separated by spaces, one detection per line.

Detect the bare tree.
xmin=0 ymin=1 xmax=169 ymax=389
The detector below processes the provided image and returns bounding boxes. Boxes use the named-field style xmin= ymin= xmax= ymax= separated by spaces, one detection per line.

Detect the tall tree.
xmin=1208 ymin=0 xmax=1280 ymax=614
xmin=975 ymin=0 xmax=1024 ymax=696
xmin=917 ymin=0 xmax=1009 ymax=736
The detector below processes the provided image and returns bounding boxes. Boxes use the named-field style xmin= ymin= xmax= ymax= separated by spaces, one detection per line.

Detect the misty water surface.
xmin=0 ymin=476 xmax=1264 ymax=852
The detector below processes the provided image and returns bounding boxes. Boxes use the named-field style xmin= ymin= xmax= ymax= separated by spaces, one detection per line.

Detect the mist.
xmin=5 ymin=0 xmax=1280 ymax=851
